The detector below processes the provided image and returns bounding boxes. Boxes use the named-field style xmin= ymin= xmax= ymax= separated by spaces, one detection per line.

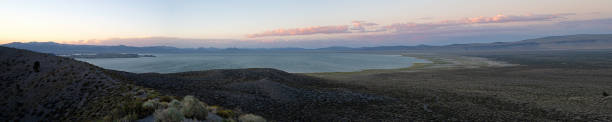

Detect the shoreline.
xmin=304 ymin=52 xmax=517 ymax=78
xmin=77 ymin=52 xmax=431 ymax=74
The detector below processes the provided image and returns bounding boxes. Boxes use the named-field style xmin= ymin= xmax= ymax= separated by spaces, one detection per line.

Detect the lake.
xmin=76 ymin=52 xmax=429 ymax=73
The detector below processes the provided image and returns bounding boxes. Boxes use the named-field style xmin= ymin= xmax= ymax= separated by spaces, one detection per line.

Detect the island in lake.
xmin=63 ymin=53 xmax=155 ymax=58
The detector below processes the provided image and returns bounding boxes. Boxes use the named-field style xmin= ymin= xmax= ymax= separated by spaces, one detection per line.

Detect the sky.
xmin=1 ymin=0 xmax=612 ymax=48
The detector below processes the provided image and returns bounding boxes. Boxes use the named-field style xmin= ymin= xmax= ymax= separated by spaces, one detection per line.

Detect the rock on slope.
xmin=0 ymin=47 xmax=131 ymax=121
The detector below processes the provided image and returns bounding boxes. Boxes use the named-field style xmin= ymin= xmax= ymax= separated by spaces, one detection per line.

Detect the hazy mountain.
xmin=435 ymin=34 xmax=612 ymax=51
xmin=356 ymin=34 xmax=612 ymax=51
xmin=1 ymin=42 xmax=221 ymax=54
xmin=316 ymin=46 xmax=354 ymax=51
xmin=3 ymin=34 xmax=612 ymax=54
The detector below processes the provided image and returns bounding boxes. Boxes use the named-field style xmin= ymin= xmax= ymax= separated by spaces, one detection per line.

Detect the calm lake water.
xmin=76 ymin=52 xmax=429 ymax=73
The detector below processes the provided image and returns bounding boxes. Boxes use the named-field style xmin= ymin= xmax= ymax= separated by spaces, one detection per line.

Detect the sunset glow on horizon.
xmin=1 ymin=0 xmax=612 ymax=48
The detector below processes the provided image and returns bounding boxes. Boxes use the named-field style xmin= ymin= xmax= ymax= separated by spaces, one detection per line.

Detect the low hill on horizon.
xmin=433 ymin=34 xmax=612 ymax=51
xmin=353 ymin=34 xmax=612 ymax=51
xmin=0 ymin=42 xmax=203 ymax=54
xmin=0 ymin=34 xmax=612 ymax=54
xmin=3 ymin=34 xmax=612 ymax=54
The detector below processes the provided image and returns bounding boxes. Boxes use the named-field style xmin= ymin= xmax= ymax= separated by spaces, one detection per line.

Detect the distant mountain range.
xmin=0 ymin=42 xmax=215 ymax=54
xmin=3 ymin=34 xmax=612 ymax=54
xmin=352 ymin=34 xmax=612 ymax=51
xmin=411 ymin=34 xmax=612 ymax=51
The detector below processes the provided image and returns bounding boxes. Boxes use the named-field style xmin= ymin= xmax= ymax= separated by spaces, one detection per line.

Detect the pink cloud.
xmin=61 ymin=37 xmax=233 ymax=48
xmin=384 ymin=14 xmax=572 ymax=32
xmin=350 ymin=21 xmax=380 ymax=32
xmin=464 ymin=14 xmax=568 ymax=23
xmin=247 ymin=25 xmax=350 ymax=38
xmin=351 ymin=21 xmax=378 ymax=28
xmin=247 ymin=13 xmax=573 ymax=38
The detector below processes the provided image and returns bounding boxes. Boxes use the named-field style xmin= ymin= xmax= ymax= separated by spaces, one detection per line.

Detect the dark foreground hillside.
xmin=4 ymin=45 xmax=612 ymax=121
xmin=108 ymin=69 xmax=393 ymax=121
xmin=105 ymin=50 xmax=612 ymax=121
xmin=0 ymin=46 xmax=393 ymax=121
xmin=0 ymin=47 xmax=134 ymax=121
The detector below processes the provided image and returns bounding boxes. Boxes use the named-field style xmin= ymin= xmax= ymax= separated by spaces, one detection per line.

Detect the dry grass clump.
xmin=103 ymin=98 xmax=152 ymax=121
xmin=154 ymin=107 xmax=184 ymax=122
xmin=100 ymin=94 xmax=266 ymax=122
xmin=169 ymin=99 xmax=182 ymax=108
xmin=143 ymin=99 xmax=164 ymax=110
xmin=216 ymin=109 xmax=235 ymax=118
xmin=238 ymin=114 xmax=267 ymax=122
xmin=181 ymin=95 xmax=208 ymax=120
xmin=159 ymin=95 xmax=174 ymax=102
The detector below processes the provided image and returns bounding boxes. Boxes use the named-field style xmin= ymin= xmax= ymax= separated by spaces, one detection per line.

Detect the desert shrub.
xmin=160 ymin=102 xmax=169 ymax=108
xmin=223 ymin=118 xmax=237 ymax=122
xmin=207 ymin=105 xmax=219 ymax=113
xmin=154 ymin=107 xmax=184 ymax=122
xmin=102 ymin=115 xmax=113 ymax=121
xmin=159 ymin=96 xmax=173 ymax=102
xmin=143 ymin=99 xmax=162 ymax=110
xmin=109 ymin=108 xmax=122 ymax=120
xmin=169 ymin=99 xmax=182 ymax=109
xmin=117 ymin=113 xmax=139 ymax=122
xmin=147 ymin=92 xmax=161 ymax=100
xmin=216 ymin=110 xmax=235 ymax=118
xmin=106 ymin=98 xmax=151 ymax=121
xmin=238 ymin=114 xmax=266 ymax=122
xmin=181 ymin=95 xmax=208 ymax=120
xmin=126 ymin=100 xmax=150 ymax=116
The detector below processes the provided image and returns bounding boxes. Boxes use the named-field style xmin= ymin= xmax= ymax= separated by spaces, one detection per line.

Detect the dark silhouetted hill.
xmin=0 ymin=47 xmax=138 ymax=121
xmin=1 ymin=42 xmax=220 ymax=54
xmin=354 ymin=34 xmax=612 ymax=51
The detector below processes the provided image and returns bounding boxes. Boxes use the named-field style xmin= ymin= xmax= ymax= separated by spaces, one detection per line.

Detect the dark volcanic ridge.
xmin=0 ymin=46 xmax=132 ymax=121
